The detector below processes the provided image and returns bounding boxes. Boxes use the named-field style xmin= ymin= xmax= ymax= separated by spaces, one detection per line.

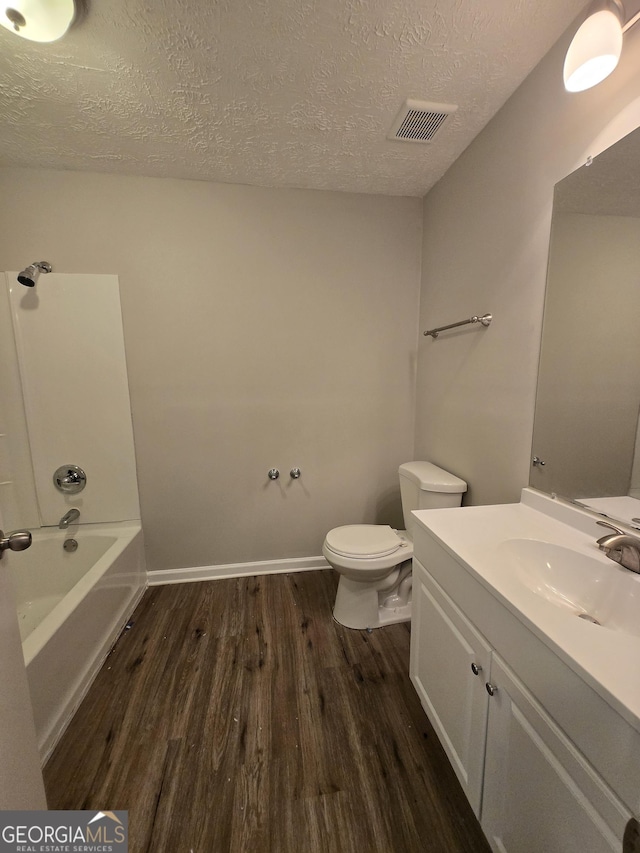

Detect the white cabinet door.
xmin=410 ymin=558 xmax=491 ymax=816
xmin=481 ymin=653 xmax=631 ymax=853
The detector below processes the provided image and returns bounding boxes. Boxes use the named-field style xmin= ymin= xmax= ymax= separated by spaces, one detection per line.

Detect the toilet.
xmin=323 ymin=461 xmax=467 ymax=629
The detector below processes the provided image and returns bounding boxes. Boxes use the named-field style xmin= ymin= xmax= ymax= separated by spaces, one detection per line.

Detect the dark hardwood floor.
xmin=44 ymin=571 xmax=491 ymax=853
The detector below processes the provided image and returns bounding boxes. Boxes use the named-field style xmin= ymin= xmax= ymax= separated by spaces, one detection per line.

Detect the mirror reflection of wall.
xmin=531 ymin=126 xmax=640 ymax=517
xmin=630 ymin=416 xmax=640 ymax=499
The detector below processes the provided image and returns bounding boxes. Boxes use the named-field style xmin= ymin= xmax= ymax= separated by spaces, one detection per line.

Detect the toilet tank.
xmin=398 ymin=461 xmax=467 ymax=537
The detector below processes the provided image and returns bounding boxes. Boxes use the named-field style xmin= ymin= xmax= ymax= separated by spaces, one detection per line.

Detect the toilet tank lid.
xmin=399 ymin=461 xmax=467 ymax=493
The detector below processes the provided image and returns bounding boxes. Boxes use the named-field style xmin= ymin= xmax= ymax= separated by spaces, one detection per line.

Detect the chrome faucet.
xmin=596 ymin=521 xmax=640 ymax=574
xmin=59 ymin=508 xmax=80 ymax=529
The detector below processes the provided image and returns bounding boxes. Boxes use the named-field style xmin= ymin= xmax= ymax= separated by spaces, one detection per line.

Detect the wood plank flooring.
xmin=44 ymin=571 xmax=491 ymax=853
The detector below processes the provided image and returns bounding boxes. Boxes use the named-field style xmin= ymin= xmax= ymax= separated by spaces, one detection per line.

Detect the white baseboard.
xmin=147 ymin=555 xmax=331 ymax=586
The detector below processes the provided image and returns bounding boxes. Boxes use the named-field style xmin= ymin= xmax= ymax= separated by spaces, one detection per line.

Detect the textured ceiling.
xmin=0 ymin=0 xmax=589 ymax=197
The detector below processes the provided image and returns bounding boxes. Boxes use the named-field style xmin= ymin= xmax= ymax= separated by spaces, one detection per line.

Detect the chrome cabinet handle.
xmin=485 ymin=682 xmax=498 ymax=697
xmin=0 ymin=529 xmax=32 ymax=560
xmin=268 ymin=469 xmax=280 ymax=480
xmin=290 ymin=468 xmax=301 ymax=479
xmin=471 ymin=662 xmax=482 ymax=676
xmin=532 ymin=456 xmax=546 ymax=467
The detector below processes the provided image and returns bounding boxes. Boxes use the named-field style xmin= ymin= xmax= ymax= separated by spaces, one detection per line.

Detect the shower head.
xmin=17 ymin=261 xmax=52 ymax=287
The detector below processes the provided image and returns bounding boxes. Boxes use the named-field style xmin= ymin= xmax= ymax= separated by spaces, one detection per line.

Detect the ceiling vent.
xmin=388 ymin=99 xmax=458 ymax=143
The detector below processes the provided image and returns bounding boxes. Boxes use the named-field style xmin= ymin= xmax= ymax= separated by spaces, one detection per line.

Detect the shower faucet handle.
xmin=0 ymin=529 xmax=32 ymax=560
xmin=53 ymin=464 xmax=87 ymax=494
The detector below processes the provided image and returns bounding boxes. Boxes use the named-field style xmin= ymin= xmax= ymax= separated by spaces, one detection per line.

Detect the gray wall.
xmin=415 ymin=18 xmax=640 ymax=506
xmin=3 ymin=11 xmax=640 ymax=567
xmin=0 ymin=171 xmax=422 ymax=570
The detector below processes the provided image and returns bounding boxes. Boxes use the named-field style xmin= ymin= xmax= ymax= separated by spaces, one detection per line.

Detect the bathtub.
xmin=10 ymin=521 xmax=146 ymax=762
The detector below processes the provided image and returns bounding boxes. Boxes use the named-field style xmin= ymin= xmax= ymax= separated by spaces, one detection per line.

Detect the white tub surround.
xmin=13 ymin=522 xmax=146 ymax=761
xmin=1 ymin=271 xmax=147 ymax=761
xmin=410 ymin=488 xmax=640 ymax=852
xmin=5 ymin=272 xmax=140 ymax=527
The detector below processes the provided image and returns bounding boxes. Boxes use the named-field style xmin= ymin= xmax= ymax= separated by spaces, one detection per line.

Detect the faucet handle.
xmin=53 ymin=465 xmax=87 ymax=494
xmin=596 ymin=520 xmax=624 ymax=535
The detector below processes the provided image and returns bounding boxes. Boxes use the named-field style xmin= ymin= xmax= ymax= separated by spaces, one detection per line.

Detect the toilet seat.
xmin=324 ymin=525 xmax=403 ymax=559
xmin=323 ymin=525 xmax=413 ymax=579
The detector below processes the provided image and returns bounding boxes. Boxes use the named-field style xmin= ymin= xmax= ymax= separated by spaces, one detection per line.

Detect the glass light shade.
xmin=563 ymin=7 xmax=623 ymax=92
xmin=1 ymin=0 xmax=75 ymax=42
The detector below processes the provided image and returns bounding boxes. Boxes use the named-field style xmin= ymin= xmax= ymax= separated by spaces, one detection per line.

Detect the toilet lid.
xmin=325 ymin=525 xmax=403 ymax=558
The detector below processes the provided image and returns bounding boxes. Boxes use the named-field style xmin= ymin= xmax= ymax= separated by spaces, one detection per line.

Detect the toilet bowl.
xmin=323 ymin=461 xmax=467 ymax=629
xmin=323 ymin=524 xmax=414 ymax=629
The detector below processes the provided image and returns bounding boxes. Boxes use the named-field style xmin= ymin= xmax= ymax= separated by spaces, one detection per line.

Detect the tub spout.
xmin=59 ymin=508 xmax=80 ymax=529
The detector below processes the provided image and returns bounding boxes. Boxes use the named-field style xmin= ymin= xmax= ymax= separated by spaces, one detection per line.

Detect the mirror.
xmin=531 ymin=125 xmax=640 ymax=526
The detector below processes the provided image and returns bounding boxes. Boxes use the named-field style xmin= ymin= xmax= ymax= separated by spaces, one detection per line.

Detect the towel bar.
xmin=424 ymin=313 xmax=492 ymax=338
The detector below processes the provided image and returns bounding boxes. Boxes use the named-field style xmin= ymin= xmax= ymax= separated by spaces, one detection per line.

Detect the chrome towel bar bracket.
xmin=424 ymin=313 xmax=492 ymax=338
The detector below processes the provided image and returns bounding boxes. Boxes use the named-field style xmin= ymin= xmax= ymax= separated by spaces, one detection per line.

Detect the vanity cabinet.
xmin=410 ymin=560 xmax=489 ymax=815
xmin=481 ymin=652 xmax=624 ymax=853
xmin=410 ymin=555 xmax=632 ymax=853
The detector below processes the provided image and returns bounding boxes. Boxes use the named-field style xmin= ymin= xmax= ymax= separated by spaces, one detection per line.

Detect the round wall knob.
xmin=485 ymin=682 xmax=498 ymax=697
xmin=7 ymin=530 xmax=31 ymax=551
xmin=268 ymin=469 xmax=280 ymax=480
xmin=53 ymin=465 xmax=87 ymax=494
xmin=290 ymin=468 xmax=301 ymax=479
xmin=0 ymin=529 xmax=32 ymax=559
xmin=471 ymin=662 xmax=482 ymax=676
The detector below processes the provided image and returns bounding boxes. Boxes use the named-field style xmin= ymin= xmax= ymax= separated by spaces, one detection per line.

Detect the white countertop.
xmin=412 ymin=488 xmax=640 ymax=732
xmin=579 ymin=495 xmax=640 ymax=528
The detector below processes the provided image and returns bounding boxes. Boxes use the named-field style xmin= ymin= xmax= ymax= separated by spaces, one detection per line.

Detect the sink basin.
xmin=497 ymin=539 xmax=640 ymax=638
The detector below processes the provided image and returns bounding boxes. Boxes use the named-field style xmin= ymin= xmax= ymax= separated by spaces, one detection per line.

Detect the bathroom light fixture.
xmin=0 ymin=0 xmax=75 ymax=42
xmin=563 ymin=0 xmax=640 ymax=92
